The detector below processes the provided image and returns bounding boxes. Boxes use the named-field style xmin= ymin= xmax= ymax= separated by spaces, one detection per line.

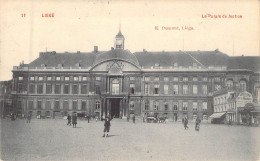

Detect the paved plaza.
xmin=0 ymin=118 xmax=260 ymax=161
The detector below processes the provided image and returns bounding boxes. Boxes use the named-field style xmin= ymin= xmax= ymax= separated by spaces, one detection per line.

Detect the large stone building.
xmin=11 ymin=30 xmax=260 ymax=121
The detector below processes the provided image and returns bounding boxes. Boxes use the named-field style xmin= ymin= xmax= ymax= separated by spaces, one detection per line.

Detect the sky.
xmin=0 ymin=0 xmax=259 ymax=81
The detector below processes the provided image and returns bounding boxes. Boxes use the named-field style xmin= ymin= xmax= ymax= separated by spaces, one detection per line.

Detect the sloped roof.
xmin=227 ymin=56 xmax=260 ymax=72
xmin=133 ymin=50 xmax=229 ymax=67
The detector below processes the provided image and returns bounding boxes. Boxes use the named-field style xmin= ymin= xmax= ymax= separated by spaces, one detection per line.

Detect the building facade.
xmin=0 ymin=80 xmax=12 ymax=117
xmin=11 ymin=30 xmax=260 ymax=120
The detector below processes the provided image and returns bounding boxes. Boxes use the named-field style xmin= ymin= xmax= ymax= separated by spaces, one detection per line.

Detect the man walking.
xmin=67 ymin=114 xmax=71 ymax=126
xmin=184 ymin=117 xmax=189 ymax=130
xmin=133 ymin=115 xmax=135 ymax=124
xmin=27 ymin=113 xmax=31 ymax=123
xmin=103 ymin=116 xmax=111 ymax=137
xmin=195 ymin=117 xmax=201 ymax=131
xmin=72 ymin=113 xmax=77 ymax=128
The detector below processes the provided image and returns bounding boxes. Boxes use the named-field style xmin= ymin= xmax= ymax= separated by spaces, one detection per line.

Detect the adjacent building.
xmin=11 ymin=30 xmax=260 ymax=121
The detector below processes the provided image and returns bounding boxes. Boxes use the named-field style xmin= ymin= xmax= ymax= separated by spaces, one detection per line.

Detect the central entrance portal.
xmin=110 ymin=98 xmax=121 ymax=118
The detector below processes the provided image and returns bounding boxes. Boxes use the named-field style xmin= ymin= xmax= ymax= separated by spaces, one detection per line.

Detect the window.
xmin=239 ymin=80 xmax=246 ymax=91
xmin=64 ymin=84 xmax=69 ymax=94
xmin=46 ymin=84 xmax=52 ymax=94
xmin=144 ymin=84 xmax=150 ymax=95
xmin=130 ymin=84 xmax=135 ymax=94
xmin=130 ymin=101 xmax=134 ymax=110
xmin=154 ymin=84 xmax=159 ymax=94
xmin=203 ymin=77 xmax=208 ymax=82
xmin=73 ymin=84 xmax=78 ymax=94
xmin=193 ymin=77 xmax=198 ymax=81
xmin=64 ymin=100 xmax=69 ymax=110
xmin=193 ymin=85 xmax=198 ymax=95
xmin=81 ymin=84 xmax=87 ymax=94
xmin=18 ymin=83 xmax=23 ymax=93
xmin=96 ymin=77 xmax=101 ymax=81
xmin=28 ymin=101 xmax=33 ymax=109
xmin=37 ymin=101 xmax=42 ymax=109
xmin=145 ymin=101 xmax=149 ymax=110
xmin=183 ymin=85 xmax=188 ymax=95
xmin=18 ymin=76 xmax=23 ymax=81
xmin=96 ymin=85 xmax=101 ymax=94
xmin=47 ymin=77 xmax=52 ymax=81
xmin=130 ymin=77 xmax=135 ymax=81
xmin=17 ymin=101 xmax=22 ymax=110
xmin=164 ymin=103 xmax=168 ymax=111
xmin=173 ymin=77 xmax=179 ymax=82
xmin=30 ymin=77 xmax=35 ymax=81
xmin=55 ymin=84 xmax=61 ymax=94
xmin=164 ymin=77 xmax=169 ymax=81
xmin=202 ymin=102 xmax=208 ymax=111
xmin=112 ymin=79 xmax=119 ymax=94
xmin=38 ymin=77 xmax=43 ymax=81
xmin=82 ymin=77 xmax=87 ymax=81
xmin=154 ymin=63 xmax=160 ymax=69
xmin=153 ymin=101 xmax=159 ymax=110
xmin=164 ymin=85 xmax=168 ymax=94
xmin=55 ymin=100 xmax=60 ymax=110
xmin=45 ymin=100 xmax=51 ymax=109
xmin=95 ymin=101 xmax=100 ymax=110
xmin=173 ymin=63 xmax=178 ymax=68
xmin=173 ymin=102 xmax=178 ymax=111
xmin=65 ymin=77 xmax=70 ymax=81
xmin=72 ymin=100 xmax=77 ymax=110
xmin=154 ymin=77 xmax=159 ymax=82
xmin=37 ymin=84 xmax=43 ymax=94
xmin=193 ymin=102 xmax=198 ymax=111
xmin=215 ymin=84 xmax=221 ymax=91
xmin=183 ymin=77 xmax=188 ymax=81
xmin=56 ymin=77 xmax=60 ymax=81
xmin=74 ymin=77 xmax=79 ymax=81
xmin=29 ymin=84 xmax=35 ymax=93
xmin=215 ymin=77 xmax=220 ymax=82
xmin=202 ymin=85 xmax=207 ymax=95
xmin=82 ymin=101 xmax=86 ymax=110
xmin=173 ymin=84 xmax=178 ymax=94
xmin=226 ymin=80 xmax=233 ymax=87
xmin=145 ymin=77 xmax=150 ymax=82
xmin=183 ymin=102 xmax=188 ymax=111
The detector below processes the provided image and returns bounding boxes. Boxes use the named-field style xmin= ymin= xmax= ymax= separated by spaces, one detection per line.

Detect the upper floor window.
xmin=193 ymin=102 xmax=198 ymax=111
xmin=183 ymin=85 xmax=188 ymax=95
xmin=154 ymin=101 xmax=159 ymax=110
xmin=65 ymin=76 xmax=70 ymax=81
xmin=164 ymin=85 xmax=169 ymax=94
xmin=144 ymin=84 xmax=150 ymax=95
xmin=96 ymin=77 xmax=101 ymax=81
xmin=154 ymin=84 xmax=159 ymax=94
xmin=38 ymin=76 xmax=43 ymax=81
xmin=203 ymin=77 xmax=208 ymax=82
xmin=130 ymin=101 xmax=135 ymax=110
xmin=215 ymin=84 xmax=221 ymax=91
xmin=73 ymin=77 xmax=79 ymax=81
xmin=96 ymin=101 xmax=100 ymax=110
xmin=202 ymin=85 xmax=207 ymax=95
xmin=30 ymin=77 xmax=35 ymax=81
xmin=215 ymin=77 xmax=221 ymax=82
xmin=81 ymin=101 xmax=87 ymax=110
xmin=173 ymin=77 xmax=179 ymax=82
xmin=56 ymin=77 xmax=61 ymax=81
xmin=47 ymin=77 xmax=52 ymax=81
xmin=81 ymin=84 xmax=87 ymax=94
xmin=154 ymin=77 xmax=159 ymax=82
xmin=173 ymin=102 xmax=178 ymax=110
xmin=18 ymin=76 xmax=23 ymax=81
xmin=183 ymin=77 xmax=188 ymax=81
xmin=183 ymin=102 xmax=188 ymax=111
xmin=193 ymin=85 xmax=198 ymax=95
xmin=193 ymin=77 xmax=198 ymax=81
xmin=239 ymin=80 xmax=246 ymax=91
xmin=82 ymin=77 xmax=87 ymax=81
xmin=226 ymin=80 xmax=233 ymax=87
xmin=202 ymin=102 xmax=208 ymax=111
xmin=72 ymin=100 xmax=77 ymax=110
xmin=173 ymin=63 xmax=178 ymax=68
xmin=130 ymin=77 xmax=135 ymax=81
xmin=112 ymin=79 xmax=119 ymax=94
xmin=173 ymin=84 xmax=178 ymax=94
xmin=144 ymin=101 xmax=149 ymax=110
xmin=164 ymin=103 xmax=168 ymax=111
xmin=130 ymin=84 xmax=135 ymax=94
xmin=144 ymin=77 xmax=150 ymax=82
xmin=164 ymin=77 xmax=169 ymax=81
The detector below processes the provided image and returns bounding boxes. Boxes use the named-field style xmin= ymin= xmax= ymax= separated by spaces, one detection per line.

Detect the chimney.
xmin=94 ymin=46 xmax=98 ymax=53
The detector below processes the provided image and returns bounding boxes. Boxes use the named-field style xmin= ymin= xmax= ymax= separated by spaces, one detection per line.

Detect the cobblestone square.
xmin=1 ymin=118 xmax=260 ymax=161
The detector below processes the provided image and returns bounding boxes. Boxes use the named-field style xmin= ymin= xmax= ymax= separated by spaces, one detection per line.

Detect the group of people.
xmin=67 ymin=114 xmax=78 ymax=128
xmin=182 ymin=117 xmax=201 ymax=131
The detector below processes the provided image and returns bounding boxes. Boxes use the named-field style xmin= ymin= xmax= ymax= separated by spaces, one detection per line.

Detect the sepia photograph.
xmin=0 ymin=0 xmax=259 ymax=161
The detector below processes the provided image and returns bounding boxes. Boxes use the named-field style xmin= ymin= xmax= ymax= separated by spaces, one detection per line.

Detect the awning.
xmin=209 ymin=112 xmax=226 ymax=118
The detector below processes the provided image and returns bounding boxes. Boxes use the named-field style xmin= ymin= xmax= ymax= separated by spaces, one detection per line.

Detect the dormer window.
xmin=154 ymin=63 xmax=160 ymax=69
xmin=174 ymin=63 xmax=178 ymax=68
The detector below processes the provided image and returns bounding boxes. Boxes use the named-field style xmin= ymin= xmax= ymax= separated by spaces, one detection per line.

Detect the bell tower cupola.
xmin=114 ymin=27 xmax=125 ymax=49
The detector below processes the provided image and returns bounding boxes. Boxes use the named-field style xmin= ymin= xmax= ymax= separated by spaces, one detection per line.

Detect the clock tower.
xmin=114 ymin=29 xmax=125 ymax=49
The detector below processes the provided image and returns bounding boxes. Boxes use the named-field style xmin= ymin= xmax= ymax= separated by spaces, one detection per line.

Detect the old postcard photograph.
xmin=0 ymin=0 xmax=259 ymax=161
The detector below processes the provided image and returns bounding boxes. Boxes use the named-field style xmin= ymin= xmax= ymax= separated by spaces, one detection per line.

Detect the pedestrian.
xmin=184 ymin=117 xmax=189 ymax=130
xmin=27 ymin=113 xmax=31 ymax=123
xmin=67 ymin=114 xmax=71 ymax=126
xmin=164 ymin=117 xmax=168 ymax=124
xmin=103 ymin=116 xmax=111 ymax=137
xmin=87 ymin=115 xmax=90 ymax=123
xmin=127 ymin=115 xmax=129 ymax=122
xmin=228 ymin=118 xmax=232 ymax=126
xmin=195 ymin=117 xmax=201 ymax=131
xmin=133 ymin=115 xmax=135 ymax=123
xmin=72 ymin=113 xmax=77 ymax=128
